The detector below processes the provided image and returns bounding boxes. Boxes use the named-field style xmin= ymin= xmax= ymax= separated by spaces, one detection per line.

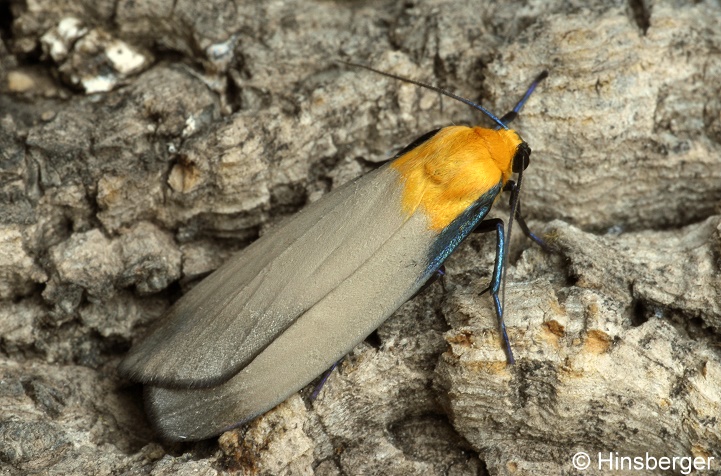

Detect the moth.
xmin=119 ymin=65 xmax=548 ymax=441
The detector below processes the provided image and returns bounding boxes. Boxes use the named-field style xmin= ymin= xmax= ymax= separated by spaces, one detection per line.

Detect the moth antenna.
xmin=340 ymin=60 xmax=510 ymax=130
xmin=498 ymin=70 xmax=549 ymax=126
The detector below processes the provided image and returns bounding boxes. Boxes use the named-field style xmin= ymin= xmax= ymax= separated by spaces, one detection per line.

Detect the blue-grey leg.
xmin=503 ymin=180 xmax=551 ymax=252
xmin=311 ymin=360 xmax=340 ymax=400
xmin=473 ymin=218 xmax=514 ymax=364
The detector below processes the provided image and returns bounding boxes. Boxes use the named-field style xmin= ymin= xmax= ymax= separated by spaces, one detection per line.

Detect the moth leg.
xmin=310 ymin=360 xmax=340 ymax=400
xmin=473 ymin=218 xmax=515 ymax=364
xmin=503 ymin=180 xmax=552 ymax=252
xmin=411 ymin=265 xmax=446 ymax=299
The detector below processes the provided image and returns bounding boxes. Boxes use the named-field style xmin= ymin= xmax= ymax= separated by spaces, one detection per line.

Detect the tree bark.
xmin=1 ymin=0 xmax=720 ymax=474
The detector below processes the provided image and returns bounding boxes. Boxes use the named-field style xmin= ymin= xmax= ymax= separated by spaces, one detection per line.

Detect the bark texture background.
xmin=1 ymin=0 xmax=720 ymax=475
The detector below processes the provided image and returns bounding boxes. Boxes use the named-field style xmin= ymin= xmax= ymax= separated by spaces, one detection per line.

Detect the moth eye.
xmin=512 ymin=142 xmax=532 ymax=173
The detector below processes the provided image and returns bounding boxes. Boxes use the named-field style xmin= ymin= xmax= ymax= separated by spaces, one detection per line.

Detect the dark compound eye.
xmin=512 ymin=142 xmax=531 ymax=173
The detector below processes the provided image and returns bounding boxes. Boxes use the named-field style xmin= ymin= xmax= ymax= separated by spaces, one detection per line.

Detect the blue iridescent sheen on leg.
xmin=473 ymin=218 xmax=514 ymax=363
xmin=311 ymin=361 xmax=340 ymax=400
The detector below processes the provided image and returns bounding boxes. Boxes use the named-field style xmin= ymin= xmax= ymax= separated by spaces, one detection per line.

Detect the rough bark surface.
xmin=1 ymin=0 xmax=720 ymax=475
